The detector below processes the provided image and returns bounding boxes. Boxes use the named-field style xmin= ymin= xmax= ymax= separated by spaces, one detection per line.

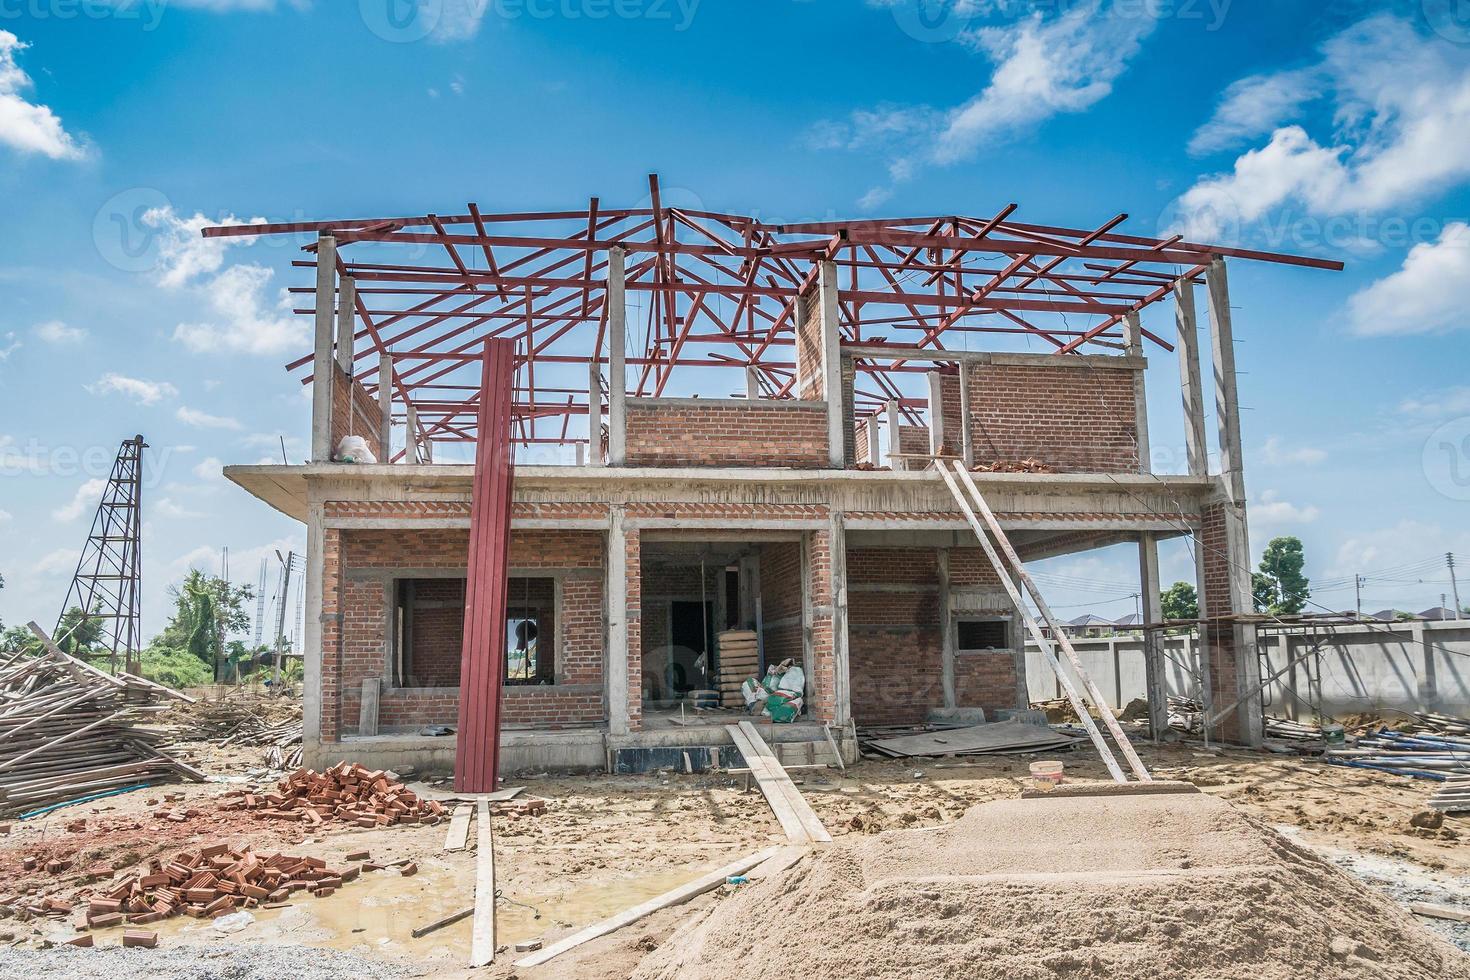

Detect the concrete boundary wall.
xmin=1025 ymin=621 xmax=1470 ymax=719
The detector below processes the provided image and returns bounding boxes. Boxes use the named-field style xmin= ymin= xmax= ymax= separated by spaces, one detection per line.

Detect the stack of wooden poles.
xmin=0 ymin=625 xmax=204 ymax=818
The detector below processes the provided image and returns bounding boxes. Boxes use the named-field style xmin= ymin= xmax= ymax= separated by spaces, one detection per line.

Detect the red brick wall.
xmin=623 ymin=400 xmax=828 ymax=468
xmin=937 ymin=369 xmax=962 ymax=457
xmin=967 ymin=361 xmax=1139 ymax=472
xmin=759 ymin=541 xmax=803 ymax=676
xmin=1201 ymin=501 xmax=1243 ymax=742
xmin=403 ymin=578 xmax=464 ymax=687
xmin=796 ymin=286 xmax=825 ymax=400
xmin=807 ymin=529 xmax=837 ymax=722
xmin=847 ymin=547 xmax=1020 ymax=726
xmin=329 ymin=364 xmax=385 ymax=461
xmin=321 ymin=527 xmax=606 ymax=739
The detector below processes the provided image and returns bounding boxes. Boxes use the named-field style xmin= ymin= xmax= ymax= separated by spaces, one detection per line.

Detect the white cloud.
xmin=1252 ymin=489 xmax=1320 ymax=526
xmin=815 ymin=3 xmax=1157 ymax=194
xmin=1188 ymin=69 xmax=1322 ymax=156
xmin=176 ymin=407 xmax=243 ymax=430
xmin=429 ymin=0 xmax=488 ymax=42
xmin=34 ymin=547 xmax=80 ymax=576
xmin=142 ymin=207 xmax=267 ymax=290
xmin=33 ymin=320 xmax=86 ymax=345
xmin=1398 ymin=385 xmax=1470 ymax=419
xmin=1261 ymin=436 xmax=1328 ymax=467
xmin=172 ymin=262 xmax=307 ymax=356
xmin=1171 ymin=15 xmax=1470 ymax=241
xmin=85 ymin=373 xmax=179 ymax=406
xmin=857 ymin=185 xmax=894 ymax=212
xmin=192 ymin=456 xmax=226 ymax=480
xmin=1327 ymin=520 xmax=1470 ymax=582
xmin=1347 ymin=222 xmax=1470 ymax=336
xmin=52 ymin=477 xmax=106 ymax=522
xmin=0 ymin=31 xmax=85 ymax=160
xmin=0 ymin=331 xmax=19 ymax=361
xmin=154 ymin=497 xmax=204 ymax=519
xmin=0 ymin=507 xmax=11 ymax=524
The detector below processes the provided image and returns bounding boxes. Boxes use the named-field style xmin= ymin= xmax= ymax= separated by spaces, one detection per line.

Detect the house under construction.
xmin=218 ymin=178 xmax=1342 ymax=774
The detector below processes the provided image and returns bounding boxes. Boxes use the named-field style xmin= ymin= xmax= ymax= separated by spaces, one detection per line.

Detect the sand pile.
xmin=634 ymin=792 xmax=1470 ymax=980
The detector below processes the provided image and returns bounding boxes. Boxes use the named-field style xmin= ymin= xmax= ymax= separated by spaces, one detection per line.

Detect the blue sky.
xmin=1 ymin=0 xmax=1469 ymax=641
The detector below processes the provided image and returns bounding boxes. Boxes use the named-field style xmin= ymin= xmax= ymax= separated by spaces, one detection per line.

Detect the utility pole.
xmin=1355 ymin=574 xmax=1364 ymax=617
xmin=1449 ymin=553 xmax=1462 ymax=618
xmin=271 ymin=549 xmax=295 ymax=692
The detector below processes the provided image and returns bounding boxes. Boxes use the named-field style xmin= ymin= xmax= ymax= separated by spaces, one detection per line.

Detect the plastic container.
xmin=1029 ymin=760 xmax=1065 ymax=789
xmin=1322 ymin=723 xmax=1345 ymax=747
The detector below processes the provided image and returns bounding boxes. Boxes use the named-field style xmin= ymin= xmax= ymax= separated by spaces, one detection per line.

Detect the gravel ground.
xmin=0 ymin=945 xmax=414 ymax=979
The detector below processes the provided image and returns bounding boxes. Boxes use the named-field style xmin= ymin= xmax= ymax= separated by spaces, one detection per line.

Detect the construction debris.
xmin=0 ymin=625 xmax=203 ymax=819
xmin=160 ymin=692 xmax=304 ymax=769
xmin=221 ymin=762 xmax=446 ymax=826
xmin=80 ymin=840 xmax=372 ymax=930
xmin=862 ymin=721 xmax=1082 ymax=759
xmin=1328 ymin=728 xmax=1470 ymax=781
xmin=970 ymin=458 xmax=1054 ymax=474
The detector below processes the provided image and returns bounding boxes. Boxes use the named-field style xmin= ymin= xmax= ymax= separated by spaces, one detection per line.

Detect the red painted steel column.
xmin=455 ymin=339 xmax=516 ymax=793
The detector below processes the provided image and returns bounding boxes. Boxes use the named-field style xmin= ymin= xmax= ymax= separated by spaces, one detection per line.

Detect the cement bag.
xmin=335 ymin=435 xmax=377 ymax=464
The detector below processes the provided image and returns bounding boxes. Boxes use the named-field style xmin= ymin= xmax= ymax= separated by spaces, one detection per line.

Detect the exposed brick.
xmin=624 ymin=402 xmax=828 ymax=469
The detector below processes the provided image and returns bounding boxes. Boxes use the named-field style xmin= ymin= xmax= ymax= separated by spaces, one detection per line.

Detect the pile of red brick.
xmin=222 ymin=763 xmax=446 ymax=827
xmin=83 ymin=841 xmax=389 ymax=929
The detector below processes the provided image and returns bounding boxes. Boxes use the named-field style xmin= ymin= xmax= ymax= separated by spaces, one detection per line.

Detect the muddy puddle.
xmin=69 ymin=855 xmax=707 ymax=961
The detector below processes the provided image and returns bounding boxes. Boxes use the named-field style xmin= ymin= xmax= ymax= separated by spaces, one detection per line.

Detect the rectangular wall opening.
xmin=392 ymin=575 xmax=557 ymax=688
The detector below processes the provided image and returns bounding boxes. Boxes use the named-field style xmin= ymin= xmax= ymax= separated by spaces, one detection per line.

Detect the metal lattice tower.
xmin=56 ymin=435 xmax=146 ymax=673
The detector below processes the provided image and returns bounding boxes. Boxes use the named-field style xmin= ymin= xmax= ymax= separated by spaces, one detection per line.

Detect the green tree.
xmin=1160 ymin=581 xmax=1198 ymax=622
xmin=1255 ymin=536 xmax=1311 ymax=615
xmin=53 ymin=606 xmax=105 ymax=657
xmin=152 ymin=571 xmax=254 ymax=680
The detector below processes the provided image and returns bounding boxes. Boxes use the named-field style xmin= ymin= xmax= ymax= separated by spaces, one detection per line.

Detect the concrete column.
xmin=818 ymin=259 xmax=845 ymax=468
xmin=885 ymin=399 xmax=901 ymax=471
xmin=927 ymin=370 xmax=945 ymax=459
xmin=335 ymin=275 xmax=356 ymax=376
xmin=958 ymin=362 xmax=974 ymax=469
xmin=311 ymin=235 xmax=337 ymax=462
xmin=406 ymin=404 xmax=421 ymax=464
xmin=377 ymin=353 xmax=393 ymax=462
xmin=1207 ymin=258 xmax=1246 ymax=502
xmin=1415 ymin=623 xmax=1440 ymax=711
xmin=939 ymin=549 xmax=956 ymax=710
xmin=1138 ymin=532 xmax=1168 ymax=739
xmin=587 ymin=362 xmax=603 ymax=466
xmin=1174 ymin=279 xmax=1208 ymax=477
xmin=745 ymin=365 xmax=761 ymax=400
xmin=1125 ymin=312 xmax=1151 ymax=474
xmin=865 ymin=412 xmax=881 ymax=466
xmin=607 ymin=506 xmax=630 ymax=735
xmin=301 ymin=496 xmax=325 ymax=759
xmin=606 ymin=247 xmax=627 ymax=466
xmin=829 ymin=513 xmax=852 ymax=727
xmin=1205 ymin=258 xmax=1263 ymax=746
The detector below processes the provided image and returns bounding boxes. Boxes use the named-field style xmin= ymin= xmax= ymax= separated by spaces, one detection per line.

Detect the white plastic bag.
xmin=335 ymin=435 xmax=378 ymax=464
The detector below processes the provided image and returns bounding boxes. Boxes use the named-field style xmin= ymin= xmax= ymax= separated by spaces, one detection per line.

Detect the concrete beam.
xmin=1206 ymin=259 xmax=1245 ymax=503
xmin=301 ymin=497 xmax=326 ymax=756
xmin=746 ymin=365 xmax=761 ymax=400
xmin=958 ymin=362 xmax=974 ymax=470
xmin=607 ymin=246 xmax=628 ymax=467
xmin=311 ymin=234 xmax=336 ymax=462
xmin=830 ymin=514 xmax=852 ymax=726
xmin=1125 ymin=313 xmax=1151 ymax=474
xmin=865 ymin=412 xmax=880 ymax=465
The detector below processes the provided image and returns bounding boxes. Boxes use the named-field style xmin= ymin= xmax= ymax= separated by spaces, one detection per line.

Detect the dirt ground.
xmin=1 ymin=738 xmax=1465 ymax=978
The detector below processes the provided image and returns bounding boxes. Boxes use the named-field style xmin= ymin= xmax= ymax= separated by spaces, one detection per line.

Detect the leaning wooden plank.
xmin=726 ymin=725 xmax=810 ymax=843
xmin=747 ymin=844 xmax=808 ymax=881
xmin=469 ymin=799 xmax=496 ymax=967
xmin=26 ymin=622 xmax=195 ymax=703
xmin=444 ymin=803 xmax=473 ymax=851
xmin=1411 ymin=902 xmax=1470 ymax=924
xmin=513 ymin=847 xmax=782 ymax=969
xmin=735 ymin=722 xmax=831 ymax=843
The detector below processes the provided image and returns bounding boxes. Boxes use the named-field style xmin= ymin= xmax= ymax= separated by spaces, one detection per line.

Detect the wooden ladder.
xmin=936 ymin=459 xmax=1152 ymax=783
